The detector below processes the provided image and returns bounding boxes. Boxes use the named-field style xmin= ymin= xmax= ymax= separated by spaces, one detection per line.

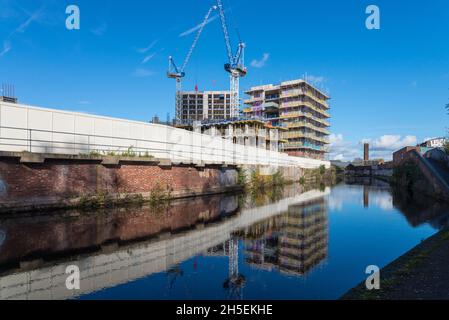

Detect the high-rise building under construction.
xmin=177 ymin=90 xmax=233 ymax=125
xmin=243 ymin=79 xmax=331 ymax=160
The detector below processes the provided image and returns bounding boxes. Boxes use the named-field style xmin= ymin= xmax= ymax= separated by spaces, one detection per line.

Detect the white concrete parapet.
xmin=0 ymin=101 xmax=330 ymax=169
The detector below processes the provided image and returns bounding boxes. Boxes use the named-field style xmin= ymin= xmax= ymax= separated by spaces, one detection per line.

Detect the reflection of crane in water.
xmin=223 ymin=237 xmax=246 ymax=300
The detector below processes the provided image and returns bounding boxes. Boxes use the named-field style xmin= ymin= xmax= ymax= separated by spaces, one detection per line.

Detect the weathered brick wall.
xmin=0 ymin=157 xmax=238 ymax=209
xmin=400 ymin=150 xmax=449 ymax=200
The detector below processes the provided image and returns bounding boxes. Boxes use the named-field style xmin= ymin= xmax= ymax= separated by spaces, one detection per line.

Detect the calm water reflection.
xmin=0 ymin=179 xmax=448 ymax=300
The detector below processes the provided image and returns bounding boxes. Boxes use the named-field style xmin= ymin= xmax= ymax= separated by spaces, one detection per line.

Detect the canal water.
xmin=0 ymin=179 xmax=448 ymax=300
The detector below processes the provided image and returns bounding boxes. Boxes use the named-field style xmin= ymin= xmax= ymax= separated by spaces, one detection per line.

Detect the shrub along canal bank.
xmin=341 ymin=228 xmax=449 ymax=300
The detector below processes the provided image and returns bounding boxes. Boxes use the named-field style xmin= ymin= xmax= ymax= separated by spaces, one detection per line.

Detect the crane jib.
xmin=168 ymin=0 xmax=247 ymax=123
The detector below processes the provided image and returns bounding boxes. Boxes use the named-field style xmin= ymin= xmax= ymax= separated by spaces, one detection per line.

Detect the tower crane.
xmin=167 ymin=5 xmax=218 ymax=124
xmin=216 ymin=0 xmax=247 ymax=119
xmin=223 ymin=237 xmax=246 ymax=300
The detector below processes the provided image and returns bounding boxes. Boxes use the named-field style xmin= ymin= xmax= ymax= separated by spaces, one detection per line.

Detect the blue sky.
xmin=0 ymin=0 xmax=448 ymax=160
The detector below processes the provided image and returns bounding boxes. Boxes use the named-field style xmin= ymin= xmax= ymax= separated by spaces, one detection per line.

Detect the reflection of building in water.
xmin=0 ymin=187 xmax=330 ymax=300
xmin=392 ymin=190 xmax=449 ymax=229
xmin=364 ymin=185 xmax=369 ymax=208
xmin=241 ymin=199 xmax=328 ymax=276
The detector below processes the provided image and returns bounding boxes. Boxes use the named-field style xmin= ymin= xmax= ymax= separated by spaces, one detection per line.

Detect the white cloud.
xmin=179 ymin=14 xmax=219 ymax=37
xmin=423 ymin=137 xmax=437 ymax=143
xmin=142 ymin=52 xmax=156 ymax=64
xmin=250 ymin=53 xmax=270 ymax=69
xmin=368 ymin=135 xmax=417 ymax=151
xmin=329 ymin=133 xmax=417 ymax=161
xmin=137 ymin=40 xmax=158 ymax=54
xmin=12 ymin=7 xmax=43 ymax=36
xmin=329 ymin=134 xmax=360 ymax=161
xmin=0 ymin=41 xmax=11 ymax=57
xmin=306 ymin=75 xmax=325 ymax=84
xmin=132 ymin=68 xmax=156 ymax=77
xmin=91 ymin=23 xmax=107 ymax=36
xmin=2 ymin=5 xmax=45 ymax=57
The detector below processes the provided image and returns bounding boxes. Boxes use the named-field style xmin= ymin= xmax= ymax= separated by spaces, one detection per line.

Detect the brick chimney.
xmin=364 ymin=143 xmax=370 ymax=163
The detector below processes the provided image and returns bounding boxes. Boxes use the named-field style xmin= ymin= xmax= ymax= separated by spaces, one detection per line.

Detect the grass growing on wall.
xmin=76 ymin=184 xmax=171 ymax=211
xmin=302 ymin=165 xmax=336 ymax=185
xmin=242 ymin=168 xmax=286 ymax=194
xmin=149 ymin=183 xmax=172 ymax=208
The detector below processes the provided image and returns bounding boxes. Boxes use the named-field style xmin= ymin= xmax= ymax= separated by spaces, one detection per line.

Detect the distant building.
xmin=393 ymin=146 xmax=422 ymax=166
xmin=331 ymin=160 xmax=351 ymax=169
xmin=364 ymin=143 xmax=370 ymax=162
xmin=393 ymin=139 xmax=446 ymax=166
xmin=0 ymin=84 xmax=17 ymax=104
xmin=150 ymin=114 xmax=174 ymax=126
xmin=243 ymin=79 xmax=330 ymax=160
xmin=0 ymin=96 xmax=17 ymax=104
xmin=176 ymin=91 xmax=232 ymax=125
xmin=419 ymin=137 xmax=447 ymax=149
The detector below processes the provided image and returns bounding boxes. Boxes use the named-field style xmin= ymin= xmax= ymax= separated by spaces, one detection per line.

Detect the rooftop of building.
xmin=179 ymin=90 xmax=231 ymax=95
xmin=244 ymin=79 xmax=330 ymax=99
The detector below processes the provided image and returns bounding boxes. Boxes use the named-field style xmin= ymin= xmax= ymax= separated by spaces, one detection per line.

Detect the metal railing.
xmin=0 ymin=125 xmax=327 ymax=167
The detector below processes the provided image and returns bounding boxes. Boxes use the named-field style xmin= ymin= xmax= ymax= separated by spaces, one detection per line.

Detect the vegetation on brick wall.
xmin=77 ymin=190 xmax=146 ymax=210
xmin=245 ymin=168 xmax=285 ymax=194
xmin=391 ymin=161 xmax=423 ymax=193
xmin=76 ymin=183 xmax=171 ymax=211
xmin=237 ymin=168 xmax=247 ymax=187
xmin=149 ymin=183 xmax=172 ymax=208
xmin=302 ymin=165 xmax=337 ymax=185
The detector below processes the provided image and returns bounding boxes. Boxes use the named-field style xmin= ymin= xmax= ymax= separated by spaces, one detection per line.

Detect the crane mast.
xmin=216 ymin=0 xmax=247 ymax=119
xmin=168 ymin=1 xmax=247 ymax=123
xmin=167 ymin=5 xmax=218 ymax=124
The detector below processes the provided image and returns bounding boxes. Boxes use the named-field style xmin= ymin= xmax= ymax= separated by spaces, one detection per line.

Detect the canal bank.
xmin=0 ymin=151 xmax=333 ymax=214
xmin=341 ymin=228 xmax=449 ymax=300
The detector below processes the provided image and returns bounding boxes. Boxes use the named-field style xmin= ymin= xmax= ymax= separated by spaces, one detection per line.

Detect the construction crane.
xmin=167 ymin=5 xmax=218 ymax=124
xmin=216 ymin=0 xmax=247 ymax=119
xmin=223 ymin=237 xmax=246 ymax=300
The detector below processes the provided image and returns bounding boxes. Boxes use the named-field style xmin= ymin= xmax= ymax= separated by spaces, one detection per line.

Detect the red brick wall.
xmin=0 ymin=158 xmax=238 ymax=205
xmin=393 ymin=147 xmax=421 ymax=166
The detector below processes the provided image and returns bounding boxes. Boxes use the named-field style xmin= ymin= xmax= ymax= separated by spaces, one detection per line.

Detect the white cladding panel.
xmin=0 ymin=101 xmax=330 ymax=169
